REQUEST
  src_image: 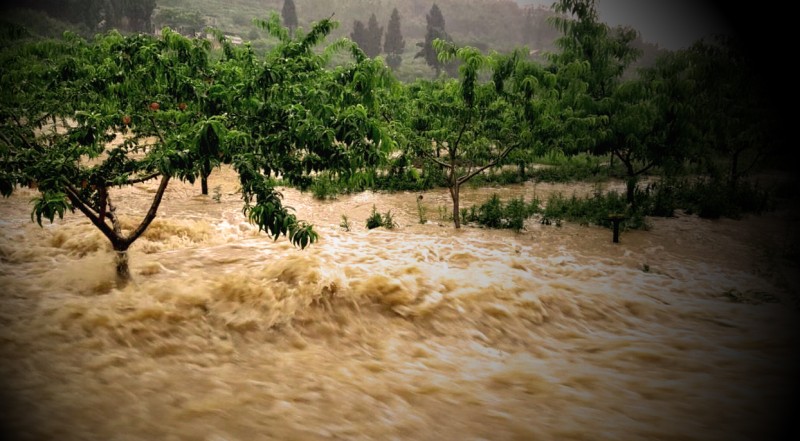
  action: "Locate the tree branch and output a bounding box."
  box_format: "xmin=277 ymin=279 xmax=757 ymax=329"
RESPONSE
xmin=424 ymin=153 xmax=453 ymax=170
xmin=121 ymin=174 xmax=171 ymax=247
xmin=110 ymin=171 xmax=162 ymax=186
xmin=64 ymin=184 xmax=119 ymax=244
xmin=633 ymin=161 xmax=656 ymax=176
xmin=457 ymin=143 xmax=517 ymax=184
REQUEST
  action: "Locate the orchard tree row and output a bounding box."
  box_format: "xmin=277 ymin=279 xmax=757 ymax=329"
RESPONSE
xmin=1 ymin=0 xmax=781 ymax=285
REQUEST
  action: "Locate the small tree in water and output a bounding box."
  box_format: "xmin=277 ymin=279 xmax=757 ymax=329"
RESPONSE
xmin=0 ymin=16 xmax=388 ymax=285
xmin=406 ymin=41 xmax=560 ymax=228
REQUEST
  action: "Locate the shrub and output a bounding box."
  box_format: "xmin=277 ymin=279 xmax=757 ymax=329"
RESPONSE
xmin=366 ymin=205 xmax=383 ymax=229
xmin=365 ymin=205 xmax=398 ymax=229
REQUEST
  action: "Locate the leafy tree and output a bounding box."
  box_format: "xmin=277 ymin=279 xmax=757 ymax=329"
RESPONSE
xmin=549 ymin=0 xmax=646 ymax=202
xmin=281 ymin=0 xmax=298 ymax=36
xmin=601 ymin=49 xmax=698 ymax=205
xmin=0 ymin=16 xmax=387 ymax=285
xmin=383 ymin=8 xmax=405 ymax=70
xmin=415 ymin=4 xmax=455 ymax=77
xmin=549 ymin=0 xmax=640 ymax=101
xmin=408 ymin=41 xmax=558 ymax=228
xmin=686 ymin=37 xmax=779 ymax=190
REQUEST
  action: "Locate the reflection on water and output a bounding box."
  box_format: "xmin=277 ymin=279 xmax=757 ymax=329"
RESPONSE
xmin=1 ymin=166 xmax=798 ymax=440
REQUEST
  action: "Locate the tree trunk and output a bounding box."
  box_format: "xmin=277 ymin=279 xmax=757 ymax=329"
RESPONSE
xmin=729 ymin=149 xmax=740 ymax=190
xmin=114 ymin=245 xmax=131 ymax=287
xmin=626 ymin=176 xmax=637 ymax=206
xmin=452 ymin=183 xmax=461 ymax=229
xmin=201 ymin=159 xmax=211 ymax=195
xmin=201 ymin=174 xmax=209 ymax=195
xmin=518 ymin=162 xmax=526 ymax=180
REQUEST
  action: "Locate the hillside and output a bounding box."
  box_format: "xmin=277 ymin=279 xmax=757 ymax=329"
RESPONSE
xmin=1 ymin=0 xmax=663 ymax=79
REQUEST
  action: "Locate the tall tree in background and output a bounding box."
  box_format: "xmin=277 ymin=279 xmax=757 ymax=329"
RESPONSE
xmin=415 ymin=4 xmax=452 ymax=77
xmin=281 ymin=0 xmax=297 ymax=36
xmin=363 ymin=13 xmax=383 ymax=58
xmin=349 ymin=19 xmax=367 ymax=53
xmin=383 ymin=8 xmax=405 ymax=70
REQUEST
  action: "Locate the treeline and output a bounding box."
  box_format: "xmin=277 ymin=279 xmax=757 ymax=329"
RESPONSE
xmin=0 ymin=0 xmax=156 ymax=34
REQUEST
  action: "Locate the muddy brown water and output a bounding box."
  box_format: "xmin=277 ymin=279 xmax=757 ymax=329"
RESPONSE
xmin=1 ymin=165 xmax=798 ymax=441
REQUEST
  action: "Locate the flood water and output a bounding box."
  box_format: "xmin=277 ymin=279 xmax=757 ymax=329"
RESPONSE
xmin=1 ymin=165 xmax=798 ymax=440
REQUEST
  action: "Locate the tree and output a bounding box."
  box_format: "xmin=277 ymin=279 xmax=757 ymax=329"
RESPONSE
xmin=685 ymin=37 xmax=779 ymax=191
xmin=281 ymin=0 xmax=298 ymax=36
xmin=383 ymin=8 xmax=405 ymax=70
xmin=363 ymin=13 xmax=383 ymax=58
xmin=408 ymin=41 xmax=558 ymax=228
xmin=349 ymin=19 xmax=367 ymax=53
xmin=350 ymin=14 xmax=382 ymax=59
xmin=415 ymin=4 xmax=453 ymax=77
xmin=549 ymin=0 xmax=640 ymax=101
xmin=549 ymin=0 xmax=646 ymax=202
xmin=0 ymin=16 xmax=387 ymax=285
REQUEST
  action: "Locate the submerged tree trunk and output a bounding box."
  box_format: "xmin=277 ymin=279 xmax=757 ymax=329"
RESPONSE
xmin=114 ymin=246 xmax=131 ymax=287
xmin=729 ymin=148 xmax=740 ymax=191
xmin=626 ymin=176 xmax=637 ymax=206
xmin=451 ymin=182 xmax=461 ymax=229
xmin=201 ymin=159 xmax=211 ymax=195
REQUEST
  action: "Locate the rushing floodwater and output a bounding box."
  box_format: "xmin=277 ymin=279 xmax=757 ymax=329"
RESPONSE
xmin=1 ymin=165 xmax=798 ymax=441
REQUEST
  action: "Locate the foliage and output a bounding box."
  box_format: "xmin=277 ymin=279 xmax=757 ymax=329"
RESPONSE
xmin=541 ymin=190 xmax=647 ymax=230
xmin=365 ymin=205 xmax=382 ymax=229
xmin=461 ymin=194 xmax=539 ymax=232
xmin=339 ymin=214 xmax=350 ymax=231
xmin=365 ymin=205 xmax=398 ymax=229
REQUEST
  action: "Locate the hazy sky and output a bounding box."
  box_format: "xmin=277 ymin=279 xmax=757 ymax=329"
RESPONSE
xmin=521 ymin=0 xmax=733 ymax=50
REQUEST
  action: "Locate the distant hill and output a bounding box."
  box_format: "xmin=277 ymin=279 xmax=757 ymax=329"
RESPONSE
xmin=1 ymin=0 xmax=664 ymax=79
